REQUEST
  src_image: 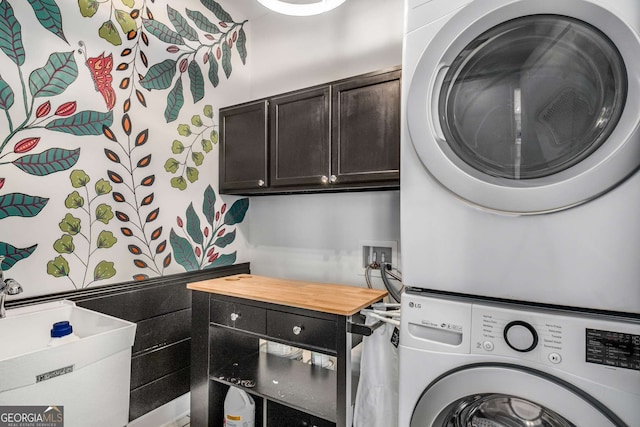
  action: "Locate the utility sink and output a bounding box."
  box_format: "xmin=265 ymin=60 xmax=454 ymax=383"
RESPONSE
xmin=0 ymin=300 xmax=136 ymax=427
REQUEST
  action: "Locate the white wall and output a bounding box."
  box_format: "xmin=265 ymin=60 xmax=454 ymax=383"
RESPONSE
xmin=243 ymin=0 xmax=404 ymax=288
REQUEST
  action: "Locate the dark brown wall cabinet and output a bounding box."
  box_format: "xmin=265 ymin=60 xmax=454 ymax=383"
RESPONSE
xmin=219 ymin=67 xmax=401 ymax=195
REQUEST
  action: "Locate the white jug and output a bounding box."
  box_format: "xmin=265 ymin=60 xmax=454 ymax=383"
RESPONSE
xmin=224 ymin=386 xmax=255 ymax=427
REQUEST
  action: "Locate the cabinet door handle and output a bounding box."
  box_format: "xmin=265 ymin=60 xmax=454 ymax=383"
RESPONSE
xmin=257 ymin=179 xmax=265 ymax=187
xmin=230 ymin=312 xmax=240 ymax=321
xmin=320 ymin=175 xmax=329 ymax=185
xmin=329 ymin=174 xmax=337 ymax=183
xmin=292 ymin=325 xmax=302 ymax=335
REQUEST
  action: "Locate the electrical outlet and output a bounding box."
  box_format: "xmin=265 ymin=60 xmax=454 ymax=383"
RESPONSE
xmin=359 ymin=240 xmax=397 ymax=276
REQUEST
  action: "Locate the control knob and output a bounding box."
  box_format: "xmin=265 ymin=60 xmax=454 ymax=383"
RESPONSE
xmin=504 ymin=320 xmax=538 ymax=352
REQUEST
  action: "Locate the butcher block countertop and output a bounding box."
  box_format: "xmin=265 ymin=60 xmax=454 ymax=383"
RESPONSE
xmin=187 ymin=274 xmax=388 ymax=315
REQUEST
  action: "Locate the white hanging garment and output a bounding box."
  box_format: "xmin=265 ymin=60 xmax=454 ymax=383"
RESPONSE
xmin=353 ymin=313 xmax=399 ymax=427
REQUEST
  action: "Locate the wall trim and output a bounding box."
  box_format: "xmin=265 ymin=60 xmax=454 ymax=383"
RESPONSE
xmin=6 ymin=262 xmax=250 ymax=309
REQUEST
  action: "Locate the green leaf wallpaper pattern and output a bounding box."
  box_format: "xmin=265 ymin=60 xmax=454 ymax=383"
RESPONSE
xmin=0 ymin=77 xmax=15 ymax=110
xmin=45 ymin=110 xmax=114 ymax=135
xmin=0 ymin=1 xmax=25 ymax=66
xmin=29 ymin=51 xmax=78 ymax=98
xmin=140 ymin=59 xmax=177 ymax=90
xmin=27 ymin=0 xmax=67 ymax=43
xmin=142 ymin=18 xmax=185 ymax=45
xmin=200 ymin=0 xmax=233 ymax=23
xmin=185 ymin=9 xmax=221 ymax=34
xmin=167 ymin=5 xmax=199 ymax=42
xmin=12 ymin=148 xmax=80 ymax=176
xmin=47 ymin=169 xmax=117 ymax=289
xmin=223 ymin=198 xmax=249 ymax=226
xmin=0 ymin=242 xmax=38 ymax=270
xmin=188 ymin=60 xmax=205 ymax=103
xmin=164 ymin=77 xmax=184 ymax=122
xmin=0 ymin=193 xmax=49 ymax=219
xmin=170 ymin=186 xmax=248 ymax=272
xmin=0 ymin=0 xmax=250 ymax=285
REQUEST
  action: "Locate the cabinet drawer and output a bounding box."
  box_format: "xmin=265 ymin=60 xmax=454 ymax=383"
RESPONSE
xmin=210 ymin=298 xmax=266 ymax=334
xmin=267 ymin=310 xmax=336 ymax=351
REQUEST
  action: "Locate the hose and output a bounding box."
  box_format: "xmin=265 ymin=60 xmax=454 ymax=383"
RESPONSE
xmin=381 ymin=262 xmax=404 ymax=303
xmin=364 ymin=262 xmax=404 ymax=303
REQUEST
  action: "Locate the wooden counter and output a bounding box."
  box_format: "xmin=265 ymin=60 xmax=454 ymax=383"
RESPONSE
xmin=187 ymin=274 xmax=387 ymax=316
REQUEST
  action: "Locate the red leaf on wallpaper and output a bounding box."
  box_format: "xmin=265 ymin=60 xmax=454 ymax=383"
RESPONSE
xmin=36 ymin=101 xmax=51 ymax=118
xmin=204 ymin=34 xmax=214 ymax=41
xmin=232 ymin=31 xmax=237 ymax=42
xmin=0 ymin=178 xmax=5 ymax=190
xmin=204 ymin=227 xmax=209 ymax=237
xmin=221 ymin=203 xmax=227 ymax=214
xmin=14 ymin=137 xmax=40 ymax=153
xmin=55 ymin=101 xmax=77 ymax=116
xmin=195 ymin=247 xmax=201 ymax=257
xmin=177 ymin=216 xmax=183 ymax=227
xmin=179 ymin=59 xmax=188 ymax=73
xmin=217 ymin=228 xmax=225 ymax=237
xmin=219 ymin=22 xmax=228 ymax=28
xmin=167 ymin=45 xmax=179 ymax=53
xmin=86 ymin=52 xmax=116 ymax=111
xmin=216 ymin=47 xmax=221 ymax=59
xmin=208 ymin=252 xmax=219 ymax=263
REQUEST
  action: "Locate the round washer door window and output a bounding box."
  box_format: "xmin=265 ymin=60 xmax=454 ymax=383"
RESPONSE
xmin=439 ymin=15 xmax=626 ymax=180
xmin=406 ymin=0 xmax=640 ymax=214
xmin=409 ymin=365 xmax=624 ymax=426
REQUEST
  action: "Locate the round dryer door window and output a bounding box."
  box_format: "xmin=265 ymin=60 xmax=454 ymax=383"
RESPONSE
xmin=406 ymin=0 xmax=640 ymax=213
xmin=439 ymin=16 xmax=625 ymax=181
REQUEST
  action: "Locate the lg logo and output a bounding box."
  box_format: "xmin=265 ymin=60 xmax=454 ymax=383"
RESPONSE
xmin=408 ymin=301 xmax=421 ymax=308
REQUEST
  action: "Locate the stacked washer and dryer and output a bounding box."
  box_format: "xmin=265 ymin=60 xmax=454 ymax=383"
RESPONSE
xmin=398 ymin=0 xmax=640 ymax=425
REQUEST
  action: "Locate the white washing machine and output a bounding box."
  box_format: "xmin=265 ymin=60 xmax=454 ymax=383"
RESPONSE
xmin=400 ymin=0 xmax=640 ymax=313
xmin=398 ymin=290 xmax=640 ymax=426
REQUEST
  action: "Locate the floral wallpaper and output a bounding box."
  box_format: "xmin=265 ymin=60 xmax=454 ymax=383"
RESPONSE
xmin=0 ymin=0 xmax=249 ymax=296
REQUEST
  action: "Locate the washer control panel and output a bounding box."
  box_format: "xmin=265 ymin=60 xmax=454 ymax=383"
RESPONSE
xmin=586 ymin=328 xmax=640 ymax=371
xmin=471 ymin=306 xmax=566 ymax=365
xmin=401 ymin=290 xmax=640 ymax=394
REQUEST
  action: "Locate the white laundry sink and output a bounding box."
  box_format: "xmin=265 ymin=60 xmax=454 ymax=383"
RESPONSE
xmin=0 ymin=300 xmax=136 ymax=427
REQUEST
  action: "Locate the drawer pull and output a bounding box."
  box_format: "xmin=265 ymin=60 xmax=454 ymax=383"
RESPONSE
xmin=230 ymin=312 xmax=240 ymax=321
xmin=292 ymin=325 xmax=302 ymax=335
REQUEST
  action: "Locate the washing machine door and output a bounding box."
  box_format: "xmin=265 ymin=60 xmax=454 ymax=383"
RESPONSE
xmin=406 ymin=0 xmax=640 ymax=214
xmin=411 ymin=364 xmax=626 ymax=426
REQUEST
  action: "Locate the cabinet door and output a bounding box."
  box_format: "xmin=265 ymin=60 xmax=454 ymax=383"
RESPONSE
xmin=219 ymin=100 xmax=268 ymax=193
xmin=331 ymin=69 xmax=401 ymax=186
xmin=270 ymin=86 xmax=331 ymax=188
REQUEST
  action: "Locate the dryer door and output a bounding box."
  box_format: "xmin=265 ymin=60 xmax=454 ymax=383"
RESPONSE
xmin=411 ymin=364 xmax=625 ymax=426
xmin=406 ymin=0 xmax=640 ymax=214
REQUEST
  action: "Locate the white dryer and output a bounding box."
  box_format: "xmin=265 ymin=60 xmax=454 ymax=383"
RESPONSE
xmin=400 ymin=0 xmax=640 ymax=313
xmin=398 ymin=290 xmax=640 ymax=427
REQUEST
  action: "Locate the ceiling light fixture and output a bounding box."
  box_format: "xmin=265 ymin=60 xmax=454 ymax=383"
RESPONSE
xmin=256 ymin=0 xmax=347 ymax=16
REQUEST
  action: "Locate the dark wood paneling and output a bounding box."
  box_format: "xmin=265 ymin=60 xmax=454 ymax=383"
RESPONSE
xmin=132 ymin=308 xmax=191 ymax=354
xmin=129 ymin=366 xmax=191 ymax=421
xmin=76 ymin=282 xmax=191 ymax=323
xmin=130 ymin=338 xmax=190 ymax=390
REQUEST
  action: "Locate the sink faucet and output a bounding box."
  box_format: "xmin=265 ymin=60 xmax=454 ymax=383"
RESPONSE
xmin=0 ymin=256 xmax=23 ymax=318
